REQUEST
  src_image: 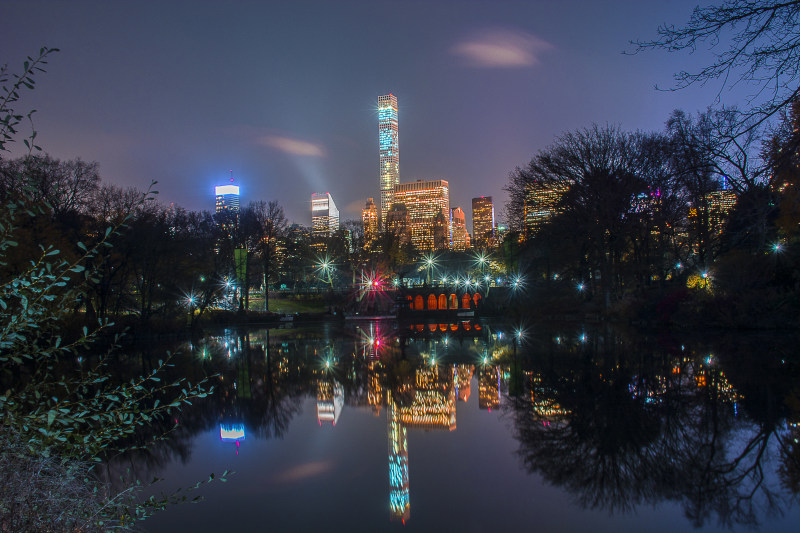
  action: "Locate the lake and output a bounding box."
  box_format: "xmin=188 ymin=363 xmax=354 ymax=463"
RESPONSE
xmin=122 ymin=319 xmax=800 ymax=532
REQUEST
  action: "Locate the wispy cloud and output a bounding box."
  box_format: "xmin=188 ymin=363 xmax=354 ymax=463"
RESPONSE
xmin=451 ymin=28 xmax=553 ymax=68
xmin=259 ymin=135 xmax=326 ymax=157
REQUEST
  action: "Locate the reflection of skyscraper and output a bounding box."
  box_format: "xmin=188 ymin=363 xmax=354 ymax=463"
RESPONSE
xmin=394 ymin=179 xmax=450 ymax=251
xmin=456 ymin=364 xmax=474 ymax=402
xmin=478 ymin=365 xmax=500 ymax=411
xmin=401 ymin=365 xmax=456 ymax=430
xmin=378 ymin=94 xmax=399 ymax=225
xmin=387 ymin=391 xmax=409 ymax=523
xmin=317 ymin=380 xmax=343 ymax=425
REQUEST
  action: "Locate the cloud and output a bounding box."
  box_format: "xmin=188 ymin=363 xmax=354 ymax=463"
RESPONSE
xmin=259 ymin=135 xmax=326 ymax=157
xmin=451 ymin=28 xmax=554 ymax=68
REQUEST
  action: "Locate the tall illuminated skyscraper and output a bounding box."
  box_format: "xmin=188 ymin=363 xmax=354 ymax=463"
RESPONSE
xmin=450 ymin=207 xmax=470 ymax=251
xmin=378 ymin=94 xmax=399 ymax=225
xmin=215 ymin=182 xmax=240 ymax=214
xmin=472 ymin=196 xmax=495 ymax=248
xmin=393 ymin=179 xmax=449 ymax=251
xmin=362 ymin=197 xmax=378 ymax=243
xmin=524 ymin=180 xmax=570 ymax=239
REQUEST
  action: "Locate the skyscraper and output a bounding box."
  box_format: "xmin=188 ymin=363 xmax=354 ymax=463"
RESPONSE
xmin=378 ymin=94 xmax=399 ymax=225
xmin=362 ymin=197 xmax=378 ymax=243
xmin=471 ymin=196 xmax=495 ymax=248
xmin=311 ymin=192 xmax=339 ymax=237
xmin=215 ymin=183 xmax=240 ymax=214
xmin=393 ymin=179 xmax=449 ymax=251
xmin=450 ymin=206 xmax=470 ymax=251
xmin=524 ymin=180 xmax=570 ymax=239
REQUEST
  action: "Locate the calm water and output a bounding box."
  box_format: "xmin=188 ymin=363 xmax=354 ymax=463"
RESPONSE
xmin=122 ymin=320 xmax=800 ymax=532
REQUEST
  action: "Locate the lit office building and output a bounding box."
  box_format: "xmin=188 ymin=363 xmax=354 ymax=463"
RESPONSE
xmin=433 ymin=209 xmax=449 ymax=251
xmin=215 ymin=183 xmax=240 ymax=214
xmin=450 ymin=206 xmax=470 ymax=251
xmin=311 ymin=192 xmax=339 ymax=237
xmin=472 ymin=196 xmax=495 ymax=248
xmin=393 ymin=179 xmax=449 ymax=251
xmin=385 ymin=203 xmax=412 ymax=245
xmin=362 ymin=197 xmax=379 ymax=243
xmin=687 ymin=189 xmax=737 ymax=240
xmin=378 ymin=94 xmax=399 ymax=225
xmin=706 ymin=189 xmax=737 ymax=236
xmin=524 ymin=180 xmax=570 ymax=239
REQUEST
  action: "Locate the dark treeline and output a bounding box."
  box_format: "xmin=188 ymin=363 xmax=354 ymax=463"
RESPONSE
xmin=504 ymin=105 xmax=800 ymax=327
xmin=0 ymin=154 xmax=401 ymax=327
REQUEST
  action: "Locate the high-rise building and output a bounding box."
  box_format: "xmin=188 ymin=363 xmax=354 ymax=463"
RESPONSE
xmin=215 ymin=183 xmax=240 ymax=214
xmin=311 ymin=192 xmax=339 ymax=237
xmin=393 ymin=179 xmax=449 ymax=251
xmin=450 ymin=207 xmax=470 ymax=251
xmin=378 ymin=94 xmax=399 ymax=225
xmin=433 ymin=209 xmax=449 ymax=251
xmin=385 ymin=203 xmax=411 ymax=245
xmin=524 ymin=180 xmax=570 ymax=239
xmin=362 ymin=197 xmax=379 ymax=243
xmin=471 ymin=196 xmax=495 ymax=248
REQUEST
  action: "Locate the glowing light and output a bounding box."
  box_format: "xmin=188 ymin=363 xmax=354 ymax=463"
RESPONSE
xmin=220 ymin=423 xmax=245 ymax=441
xmin=577 ymin=283 xmax=585 ymax=291
xmin=773 ymin=242 xmax=783 ymax=252
xmin=215 ymin=185 xmax=240 ymax=196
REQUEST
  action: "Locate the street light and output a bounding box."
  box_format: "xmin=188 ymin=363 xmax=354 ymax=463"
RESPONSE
xmin=422 ymin=253 xmax=437 ymax=284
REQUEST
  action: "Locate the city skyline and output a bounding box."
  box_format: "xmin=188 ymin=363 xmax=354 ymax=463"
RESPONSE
xmin=2 ymin=1 xmax=757 ymax=228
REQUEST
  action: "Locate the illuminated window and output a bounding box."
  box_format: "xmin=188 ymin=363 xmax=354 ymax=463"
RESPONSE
xmin=427 ymin=294 xmax=437 ymax=310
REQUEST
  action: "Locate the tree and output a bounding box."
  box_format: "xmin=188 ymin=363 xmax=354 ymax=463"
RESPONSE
xmin=0 ymin=49 xmax=220 ymax=530
xmin=634 ymin=1 xmax=800 ymax=134
xmin=506 ymin=125 xmax=676 ymax=308
xmin=242 ymin=200 xmax=287 ymax=311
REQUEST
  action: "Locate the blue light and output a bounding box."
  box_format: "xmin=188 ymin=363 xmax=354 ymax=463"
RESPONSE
xmin=220 ymin=423 xmax=245 ymax=441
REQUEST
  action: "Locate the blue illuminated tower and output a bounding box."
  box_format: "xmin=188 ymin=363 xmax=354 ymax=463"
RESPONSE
xmin=378 ymin=94 xmax=399 ymax=226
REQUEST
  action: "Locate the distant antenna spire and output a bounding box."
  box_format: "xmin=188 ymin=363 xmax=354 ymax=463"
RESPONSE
xmin=229 ymin=169 xmax=234 ymax=182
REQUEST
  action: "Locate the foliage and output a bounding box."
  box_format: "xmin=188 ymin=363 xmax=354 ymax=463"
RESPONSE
xmin=0 ymin=49 xmax=221 ymax=529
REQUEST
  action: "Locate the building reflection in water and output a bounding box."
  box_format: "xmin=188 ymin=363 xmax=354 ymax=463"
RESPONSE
xmin=478 ymin=364 xmax=500 ymax=411
xmin=162 ymin=321 xmax=799 ymax=530
xmin=317 ymin=380 xmax=344 ymax=426
xmin=456 ymin=364 xmax=473 ymax=402
xmin=387 ymin=390 xmax=410 ymax=522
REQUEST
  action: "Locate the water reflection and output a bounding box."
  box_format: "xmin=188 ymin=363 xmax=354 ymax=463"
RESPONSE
xmin=125 ymin=321 xmax=800 ymax=531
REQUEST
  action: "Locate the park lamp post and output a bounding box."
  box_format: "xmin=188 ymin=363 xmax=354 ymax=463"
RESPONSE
xmin=422 ymin=253 xmax=437 ymax=285
xmin=316 ymin=257 xmax=334 ymax=290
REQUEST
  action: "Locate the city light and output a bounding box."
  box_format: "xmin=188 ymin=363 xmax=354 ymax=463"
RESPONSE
xmin=773 ymin=242 xmax=783 ymax=253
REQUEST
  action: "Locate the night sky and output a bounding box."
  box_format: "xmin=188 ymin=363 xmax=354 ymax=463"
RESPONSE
xmin=1 ymin=0 xmax=749 ymax=229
